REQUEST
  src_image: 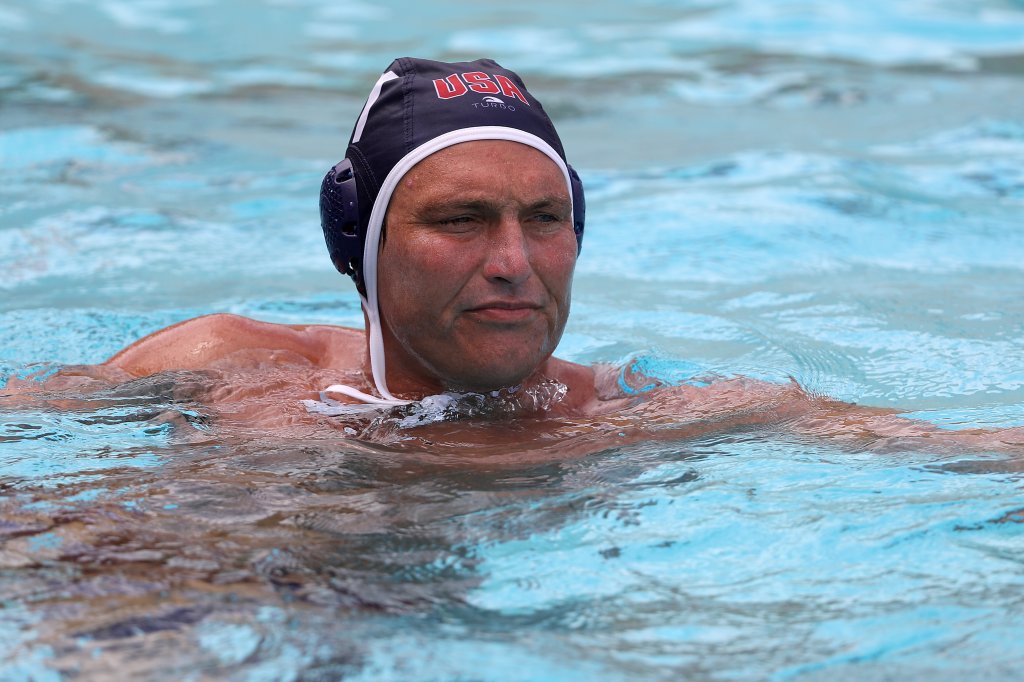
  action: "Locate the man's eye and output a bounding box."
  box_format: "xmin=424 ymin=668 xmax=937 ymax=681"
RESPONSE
xmin=435 ymin=216 xmax=477 ymax=230
xmin=530 ymin=213 xmax=567 ymax=229
xmin=438 ymin=215 xmax=474 ymax=225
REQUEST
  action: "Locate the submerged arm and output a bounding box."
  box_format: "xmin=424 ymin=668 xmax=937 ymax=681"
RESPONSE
xmin=1 ymin=363 xmax=133 ymax=409
xmin=631 ymin=376 xmax=1024 ymax=454
xmin=789 ymin=395 xmax=1024 ymax=453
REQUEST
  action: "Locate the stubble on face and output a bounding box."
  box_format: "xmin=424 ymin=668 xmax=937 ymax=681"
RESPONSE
xmin=374 ymin=140 xmax=578 ymax=395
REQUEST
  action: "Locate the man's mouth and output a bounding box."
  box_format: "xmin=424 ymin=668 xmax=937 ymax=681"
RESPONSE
xmin=464 ymin=300 xmax=542 ymax=323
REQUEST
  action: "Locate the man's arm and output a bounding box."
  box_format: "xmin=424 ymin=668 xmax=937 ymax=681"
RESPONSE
xmin=787 ymin=393 xmax=1024 ymax=454
xmin=631 ymin=376 xmax=1024 ymax=454
xmin=2 ymin=313 xmax=356 ymax=407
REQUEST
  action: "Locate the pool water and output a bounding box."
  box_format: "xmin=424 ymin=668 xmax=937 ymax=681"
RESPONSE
xmin=3 ymin=0 xmax=1024 ymax=679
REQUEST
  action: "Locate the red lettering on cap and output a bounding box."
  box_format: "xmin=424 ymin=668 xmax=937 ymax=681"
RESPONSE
xmin=433 ymin=74 xmax=468 ymax=99
xmin=463 ymin=71 xmax=500 ymax=95
xmin=495 ymin=75 xmax=529 ymax=105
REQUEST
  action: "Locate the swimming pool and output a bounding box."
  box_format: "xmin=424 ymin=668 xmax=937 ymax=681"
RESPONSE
xmin=3 ymin=0 xmax=1024 ymax=679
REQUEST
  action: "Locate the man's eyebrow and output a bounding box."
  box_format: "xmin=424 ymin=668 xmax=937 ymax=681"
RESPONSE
xmin=525 ymin=196 xmax=571 ymax=209
xmin=414 ymin=199 xmax=494 ymax=218
xmin=415 ymin=195 xmax=571 ymax=217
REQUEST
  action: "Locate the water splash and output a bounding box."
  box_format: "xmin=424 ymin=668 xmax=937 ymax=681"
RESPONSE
xmin=304 ymin=379 xmax=570 ymax=433
xmin=388 ymin=380 xmax=570 ymax=428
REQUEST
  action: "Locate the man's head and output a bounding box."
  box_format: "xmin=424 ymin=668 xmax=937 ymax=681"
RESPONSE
xmin=320 ymin=57 xmax=585 ymax=400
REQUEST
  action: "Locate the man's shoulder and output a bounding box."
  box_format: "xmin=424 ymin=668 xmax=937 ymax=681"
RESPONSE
xmin=541 ymin=356 xmax=602 ymax=408
xmin=105 ymin=313 xmax=363 ymax=377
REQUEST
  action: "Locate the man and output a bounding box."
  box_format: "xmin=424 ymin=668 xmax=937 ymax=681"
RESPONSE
xmin=100 ymin=58 xmax=599 ymax=419
xmin=7 ymin=58 xmax=1022 ymax=453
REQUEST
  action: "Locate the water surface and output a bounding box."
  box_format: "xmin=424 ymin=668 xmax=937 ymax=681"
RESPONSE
xmin=3 ymin=0 xmax=1024 ymax=679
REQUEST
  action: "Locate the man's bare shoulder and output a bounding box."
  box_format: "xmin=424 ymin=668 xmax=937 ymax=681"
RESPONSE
xmin=537 ymin=356 xmax=607 ymax=412
xmin=105 ymin=313 xmax=364 ymax=377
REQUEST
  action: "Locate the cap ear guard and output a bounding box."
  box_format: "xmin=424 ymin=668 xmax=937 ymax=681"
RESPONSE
xmin=319 ymin=158 xmax=366 ymax=294
xmin=568 ymin=163 xmax=585 ymax=253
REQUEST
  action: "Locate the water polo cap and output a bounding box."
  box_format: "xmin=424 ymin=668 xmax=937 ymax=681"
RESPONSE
xmin=319 ymin=57 xmax=586 ymax=405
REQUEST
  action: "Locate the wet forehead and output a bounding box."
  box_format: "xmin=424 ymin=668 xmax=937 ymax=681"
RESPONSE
xmin=395 ymin=140 xmax=568 ymax=205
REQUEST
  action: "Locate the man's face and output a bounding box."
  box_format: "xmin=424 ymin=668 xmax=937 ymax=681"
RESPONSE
xmin=376 ymin=140 xmax=577 ymax=393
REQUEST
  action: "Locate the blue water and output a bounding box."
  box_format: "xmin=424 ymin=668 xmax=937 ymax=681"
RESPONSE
xmin=3 ymin=0 xmax=1024 ymax=679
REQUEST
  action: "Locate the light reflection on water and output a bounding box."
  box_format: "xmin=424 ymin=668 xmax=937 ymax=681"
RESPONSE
xmin=3 ymin=0 xmax=1024 ymax=679
xmin=2 ymin=405 xmax=1023 ymax=679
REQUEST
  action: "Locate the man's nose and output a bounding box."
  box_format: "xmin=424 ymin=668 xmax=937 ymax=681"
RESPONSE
xmin=481 ymin=215 xmax=532 ymax=285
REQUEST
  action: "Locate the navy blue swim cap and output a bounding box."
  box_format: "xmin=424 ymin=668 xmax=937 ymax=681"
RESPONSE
xmin=320 ymin=57 xmax=585 ymax=296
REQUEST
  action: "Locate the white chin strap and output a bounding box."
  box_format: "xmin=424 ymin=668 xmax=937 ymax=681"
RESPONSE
xmin=323 ymin=126 xmax=573 ymax=407
xmin=322 ymin=297 xmax=407 ymax=405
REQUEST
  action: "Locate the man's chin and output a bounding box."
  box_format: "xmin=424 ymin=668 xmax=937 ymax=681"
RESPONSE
xmin=442 ymin=373 xmax=534 ymax=394
xmin=410 ymin=327 xmax=562 ymax=393
xmin=438 ymin=358 xmax=550 ymax=394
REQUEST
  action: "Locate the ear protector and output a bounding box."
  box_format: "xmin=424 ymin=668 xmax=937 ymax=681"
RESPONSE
xmin=319 ymin=158 xmax=363 ymax=291
xmin=320 ymin=156 xmax=585 ymax=296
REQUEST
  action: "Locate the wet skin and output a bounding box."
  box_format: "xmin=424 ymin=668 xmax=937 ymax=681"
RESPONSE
xmin=3 ymin=141 xmax=1024 ymax=456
